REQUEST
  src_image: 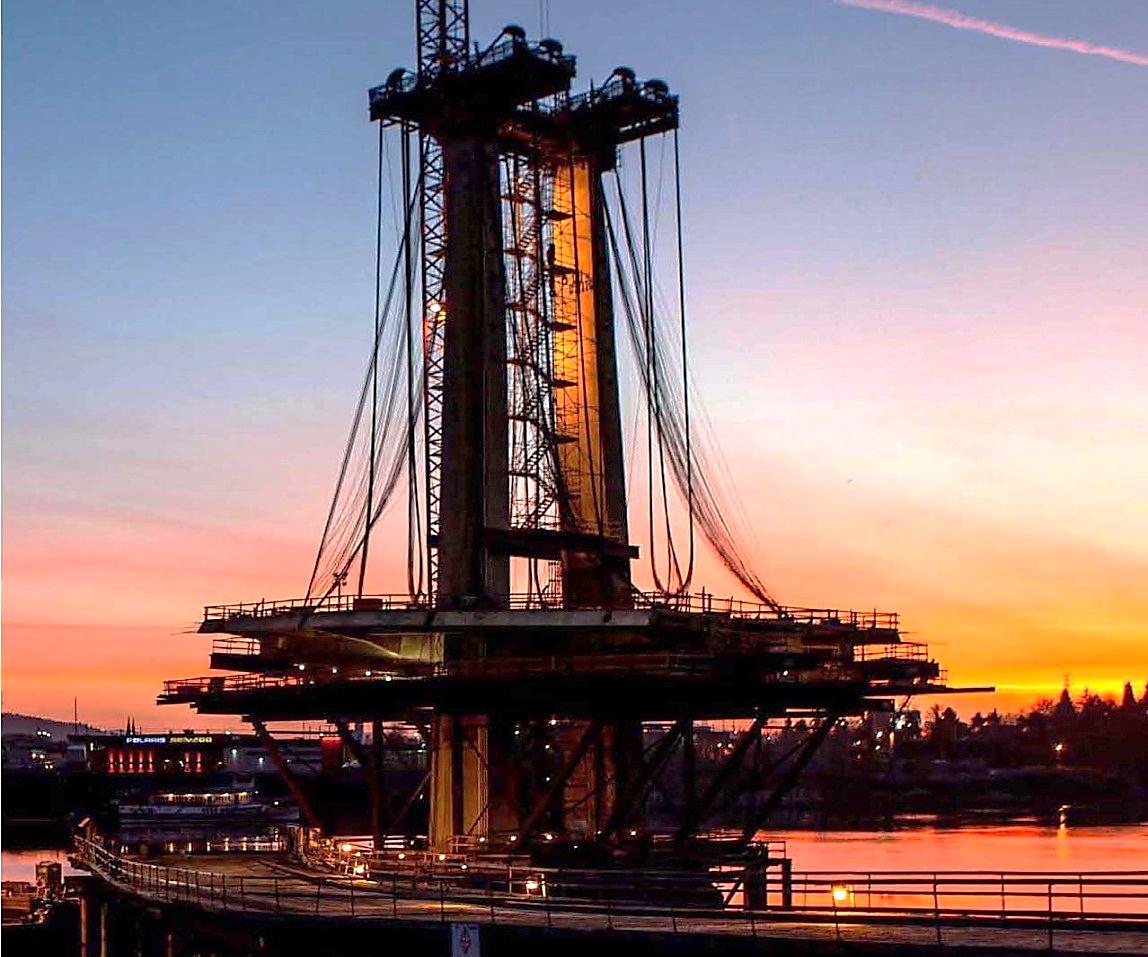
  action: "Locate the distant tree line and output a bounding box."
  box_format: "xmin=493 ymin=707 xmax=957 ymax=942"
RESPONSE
xmin=726 ymin=681 xmax=1148 ymax=826
xmin=916 ymin=682 xmax=1148 ymax=784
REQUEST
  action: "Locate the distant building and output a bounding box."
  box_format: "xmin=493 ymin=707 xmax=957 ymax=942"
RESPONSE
xmin=70 ymin=732 xmax=242 ymax=776
xmin=2 ymin=729 xmax=66 ymax=770
xmin=67 ymin=730 xmax=425 ymax=779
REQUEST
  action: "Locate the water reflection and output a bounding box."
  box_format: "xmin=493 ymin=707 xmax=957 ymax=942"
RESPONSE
xmin=1 ymin=847 xmax=79 ymax=883
xmin=772 ymin=823 xmax=1145 ymax=874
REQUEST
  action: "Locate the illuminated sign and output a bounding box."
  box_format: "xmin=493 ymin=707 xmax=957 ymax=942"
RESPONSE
xmin=124 ymin=735 xmax=216 ymax=746
xmin=126 ymin=736 xmax=168 ymax=745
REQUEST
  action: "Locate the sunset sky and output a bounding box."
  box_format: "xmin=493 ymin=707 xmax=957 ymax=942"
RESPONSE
xmin=4 ymin=0 xmax=1146 ymax=729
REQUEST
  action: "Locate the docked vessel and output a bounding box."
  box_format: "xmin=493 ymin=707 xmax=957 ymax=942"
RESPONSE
xmin=116 ymin=780 xmax=296 ymax=834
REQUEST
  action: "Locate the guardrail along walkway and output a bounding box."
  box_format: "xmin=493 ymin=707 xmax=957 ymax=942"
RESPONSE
xmin=73 ymin=840 xmax=1148 ymax=954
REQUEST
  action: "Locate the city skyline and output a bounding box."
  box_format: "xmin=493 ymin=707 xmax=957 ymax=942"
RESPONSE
xmin=4 ymin=0 xmax=1147 ymax=727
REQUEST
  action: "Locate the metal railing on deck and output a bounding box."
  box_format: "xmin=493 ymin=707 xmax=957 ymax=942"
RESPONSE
xmin=211 ymin=636 xmax=260 ymax=658
xmin=853 ymin=642 xmax=928 ymax=663
xmin=201 ymin=591 xmax=899 ymax=633
xmin=159 ymin=653 xmax=717 ymax=702
xmin=160 ymin=673 xmax=302 ymax=700
xmin=163 ymin=648 xmax=959 ymax=704
xmin=633 ymin=593 xmax=899 ymax=632
xmin=203 ymin=594 xmax=427 ymax=621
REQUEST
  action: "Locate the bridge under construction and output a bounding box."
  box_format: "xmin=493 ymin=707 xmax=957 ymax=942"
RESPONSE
xmin=160 ymin=0 xmax=981 ymax=866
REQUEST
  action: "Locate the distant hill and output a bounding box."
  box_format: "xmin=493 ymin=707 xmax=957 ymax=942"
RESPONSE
xmin=1 ymin=712 xmax=104 ymax=740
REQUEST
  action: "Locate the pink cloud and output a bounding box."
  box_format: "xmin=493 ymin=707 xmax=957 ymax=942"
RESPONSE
xmin=833 ymin=0 xmax=1148 ymax=67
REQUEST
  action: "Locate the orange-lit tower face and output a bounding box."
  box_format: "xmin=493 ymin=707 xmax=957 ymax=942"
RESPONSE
xmin=548 ymin=156 xmax=630 ymax=607
xmin=551 ymin=158 xmax=606 ymax=538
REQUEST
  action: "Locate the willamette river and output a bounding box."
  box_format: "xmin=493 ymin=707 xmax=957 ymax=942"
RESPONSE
xmin=2 ymin=846 xmax=81 ymax=883
xmin=775 ymin=823 xmax=1146 ymax=874
xmin=4 ymin=824 xmax=1144 ymax=883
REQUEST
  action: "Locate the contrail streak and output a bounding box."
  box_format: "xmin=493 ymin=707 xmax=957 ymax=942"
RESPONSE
xmin=833 ymin=0 xmax=1148 ymax=67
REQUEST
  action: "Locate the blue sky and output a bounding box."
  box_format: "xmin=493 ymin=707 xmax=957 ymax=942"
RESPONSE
xmin=3 ymin=0 xmax=1146 ymax=724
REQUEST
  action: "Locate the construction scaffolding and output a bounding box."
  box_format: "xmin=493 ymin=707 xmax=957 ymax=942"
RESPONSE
xmin=162 ymin=0 xmax=982 ymax=868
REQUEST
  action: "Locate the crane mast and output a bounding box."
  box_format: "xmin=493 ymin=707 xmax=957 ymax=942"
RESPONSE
xmin=417 ymin=0 xmax=469 ymax=600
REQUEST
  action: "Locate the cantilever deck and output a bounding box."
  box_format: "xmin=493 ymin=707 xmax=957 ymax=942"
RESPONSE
xmin=160 ymin=665 xmax=961 ymax=722
xmin=163 ymin=591 xmax=976 ymax=723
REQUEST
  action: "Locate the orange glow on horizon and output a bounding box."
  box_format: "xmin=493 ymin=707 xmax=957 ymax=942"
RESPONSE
xmin=3 ymin=53 xmax=1145 ymax=731
xmin=3 ymin=490 xmax=1143 ymax=729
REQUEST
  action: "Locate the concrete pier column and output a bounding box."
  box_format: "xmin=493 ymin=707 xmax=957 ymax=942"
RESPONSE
xmin=371 ymin=719 xmax=387 ymax=847
xmin=99 ymin=900 xmax=109 ymax=957
xmin=588 ymin=165 xmax=632 ymax=607
xmin=437 ymin=136 xmax=509 ymax=607
xmin=744 ymin=864 xmax=767 ymax=911
xmin=79 ymin=890 xmax=93 ymax=957
xmin=428 ymin=713 xmax=489 ymax=850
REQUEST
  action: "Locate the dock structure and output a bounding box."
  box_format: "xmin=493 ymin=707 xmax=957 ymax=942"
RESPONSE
xmin=159 ymin=0 xmax=983 ymax=868
xmin=69 ymin=838 xmax=1148 ymax=957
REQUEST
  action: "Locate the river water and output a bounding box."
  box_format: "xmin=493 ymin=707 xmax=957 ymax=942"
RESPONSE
xmin=5 ymin=824 xmax=1144 ymax=881
xmin=776 ymin=822 xmax=1146 ymax=874
xmin=1 ymin=846 xmax=81 ymax=883
xmin=758 ymin=823 xmax=1147 ymax=917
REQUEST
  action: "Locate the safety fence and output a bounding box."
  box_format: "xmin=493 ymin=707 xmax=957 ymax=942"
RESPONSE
xmin=853 ymin=641 xmax=930 ymax=663
xmin=200 ymin=591 xmax=899 ymax=631
xmin=206 ymin=640 xmax=722 ymax=675
xmin=162 ymin=642 xmax=934 ymax=702
xmin=162 ymin=653 xmax=733 ymax=702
